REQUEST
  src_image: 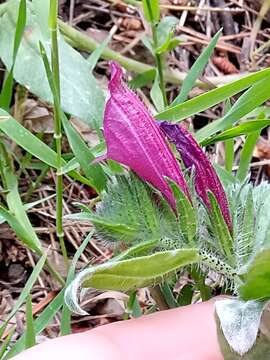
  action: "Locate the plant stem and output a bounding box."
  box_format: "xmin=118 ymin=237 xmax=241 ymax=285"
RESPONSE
xmin=191 ymin=268 xmax=211 ymax=301
xmin=150 ymin=285 xmax=170 ymax=310
xmin=144 ymin=0 xmax=167 ymax=106
xmin=49 ymin=0 xmax=68 ymax=270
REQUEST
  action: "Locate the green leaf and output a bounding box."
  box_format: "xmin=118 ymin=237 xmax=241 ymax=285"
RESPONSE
xmin=88 ymin=31 xmax=113 ymax=72
xmin=0 ymin=0 xmax=26 ymax=109
xmin=4 ymin=289 xmax=64 ymax=359
xmin=115 ymin=240 xmax=157 ymax=260
xmin=224 ymin=94 xmax=234 ymax=173
xmin=155 ymin=32 xmax=175 ymax=54
xmin=142 ymin=0 xmax=160 ymax=23
xmin=126 ymin=291 xmax=142 ymax=318
xmin=60 ymin=230 xmax=95 ymax=336
xmin=150 ymin=70 xmax=164 ymax=112
xmin=213 ymin=164 xmax=237 ymax=187
xmin=0 ymin=150 xmax=42 ymax=252
xmin=177 ymin=284 xmax=194 ymax=306
xmin=160 ymin=282 xmax=178 ymax=308
xmin=155 ymin=16 xmax=179 ymax=54
xmin=0 ymin=328 xmax=15 ymax=359
xmin=65 ymin=248 xmax=199 ymax=315
xmin=235 ymin=189 xmax=254 ymax=267
xmin=172 ymin=29 xmax=222 ymax=106
xmin=196 ymin=76 xmax=270 ymax=143
xmin=0 ymin=111 xmax=93 ymax=186
xmin=240 ymin=249 xmax=270 ymax=300
xmin=59 ymin=157 xmax=79 ymax=175
xmin=25 ymin=296 xmax=36 ymax=349
xmin=237 ymin=131 xmax=260 ymax=182
xmin=62 ymin=114 xmax=106 ymax=193
xmin=168 ymin=179 xmax=196 ymax=246
xmin=155 ymin=67 xmax=270 ymax=122
xmin=67 ymin=212 xmax=137 ymax=240
xmin=0 ymin=206 xmax=40 ymax=252
xmin=129 ymin=69 xmax=156 ymax=89
xmin=208 ymin=192 xmax=234 ymax=265
xmin=80 ymin=174 xmax=162 ymax=245
xmin=201 ymin=120 xmax=270 ymax=146
xmin=0 ymin=1 xmax=105 ymax=127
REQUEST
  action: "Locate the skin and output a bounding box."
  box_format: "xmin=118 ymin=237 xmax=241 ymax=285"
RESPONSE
xmin=13 ymin=298 xmax=224 ymax=360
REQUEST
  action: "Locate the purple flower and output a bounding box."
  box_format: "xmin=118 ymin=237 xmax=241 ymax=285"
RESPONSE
xmin=102 ymin=62 xmax=189 ymax=209
xmin=159 ymin=122 xmax=232 ymax=229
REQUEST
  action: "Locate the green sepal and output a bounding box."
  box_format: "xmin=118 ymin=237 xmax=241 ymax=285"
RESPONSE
xmin=208 ymin=191 xmax=234 ymax=266
xmin=167 ymin=178 xmax=197 ymax=246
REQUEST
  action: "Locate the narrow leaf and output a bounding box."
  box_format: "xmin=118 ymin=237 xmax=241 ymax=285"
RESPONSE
xmin=65 ymin=249 xmax=199 ymax=315
xmin=25 ymin=296 xmax=36 ymax=349
xmin=201 ymin=120 xmax=270 ymax=146
xmin=172 ymin=29 xmax=222 ymax=106
xmin=167 ymin=179 xmax=196 ymax=246
xmin=0 ymin=111 xmax=93 ymax=186
xmin=156 ymin=67 xmax=270 ymax=122
xmin=150 ymin=70 xmax=164 ymax=112
xmin=240 ymin=249 xmax=270 ymax=300
xmin=62 ymin=114 xmax=107 ymax=193
xmin=4 ymin=289 xmax=64 ymax=359
xmin=142 ymin=0 xmax=160 ymax=22
xmin=61 ymin=231 xmax=94 ymax=336
xmin=196 ymin=75 xmax=270 ymax=143
xmin=237 ymin=131 xmax=260 ymax=182
xmin=0 ymin=0 xmax=26 ymax=109
xmin=208 ymin=191 xmax=234 ymax=265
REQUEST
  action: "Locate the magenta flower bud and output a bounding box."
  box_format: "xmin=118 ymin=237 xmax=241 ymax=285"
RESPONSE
xmin=102 ymin=62 xmax=189 ymax=209
xmin=159 ymin=122 xmax=232 ymax=229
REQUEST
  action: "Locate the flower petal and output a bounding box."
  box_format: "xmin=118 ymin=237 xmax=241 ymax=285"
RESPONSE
xmin=103 ymin=62 xmax=189 ymax=209
xmin=159 ymin=121 xmax=232 ymax=229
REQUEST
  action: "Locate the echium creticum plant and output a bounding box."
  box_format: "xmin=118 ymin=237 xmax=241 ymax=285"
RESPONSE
xmin=65 ymin=62 xmax=270 ymax=358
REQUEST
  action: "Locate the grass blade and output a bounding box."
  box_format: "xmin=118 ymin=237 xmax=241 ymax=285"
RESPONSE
xmin=172 ymin=29 xmax=222 ymax=106
xmin=62 ymin=114 xmax=106 ymax=193
xmin=0 ymin=111 xmax=93 ymax=186
xmin=0 ymin=0 xmax=26 ymax=109
xmin=196 ymin=76 xmax=270 ymax=143
xmin=237 ymin=131 xmax=260 ymax=182
xmin=60 ymin=230 xmax=94 ymax=335
xmin=4 ymin=290 xmax=64 ymax=359
xmin=150 ymin=70 xmax=164 ymax=112
xmin=0 ymin=328 xmax=15 ymax=359
xmin=25 ymin=296 xmax=36 ymax=349
xmin=156 ymin=67 xmax=270 ymax=122
xmin=0 ymin=206 xmax=40 ymax=253
xmin=88 ymin=30 xmax=114 ymax=72
xmin=201 ymin=120 xmax=270 ymax=146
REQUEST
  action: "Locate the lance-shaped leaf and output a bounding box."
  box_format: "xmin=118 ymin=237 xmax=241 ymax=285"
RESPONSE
xmin=159 ymin=122 xmax=232 ymax=229
xmin=102 ymin=62 xmax=189 ymax=209
xmin=65 ymin=248 xmax=198 ymax=315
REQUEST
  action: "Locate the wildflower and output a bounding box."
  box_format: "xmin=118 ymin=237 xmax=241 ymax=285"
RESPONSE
xmin=102 ymin=62 xmax=189 ymax=209
xmin=159 ymin=122 xmax=232 ymax=229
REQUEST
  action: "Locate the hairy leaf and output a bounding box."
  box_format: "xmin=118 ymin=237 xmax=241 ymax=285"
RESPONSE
xmin=65 ymin=248 xmax=199 ymax=315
